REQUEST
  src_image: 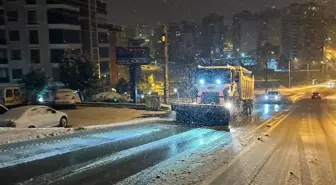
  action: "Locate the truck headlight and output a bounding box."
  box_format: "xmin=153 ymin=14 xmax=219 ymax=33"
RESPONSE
xmin=216 ymin=79 xmax=221 ymax=84
xmin=275 ymin=96 xmax=279 ymax=100
xmin=200 ymin=79 xmax=205 ymax=84
xmin=224 ymin=102 xmax=232 ymax=109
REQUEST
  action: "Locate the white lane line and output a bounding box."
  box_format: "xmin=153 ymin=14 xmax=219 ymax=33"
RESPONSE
xmin=0 ymin=126 xmax=167 ymax=168
xmin=34 ymin=128 xmax=217 ymax=184
xmin=200 ymin=109 xmax=294 ymax=185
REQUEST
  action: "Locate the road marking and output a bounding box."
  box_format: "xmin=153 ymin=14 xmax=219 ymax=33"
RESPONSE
xmin=255 ymin=111 xmax=286 ymax=130
xmin=266 ymin=110 xmax=294 ymax=133
xmin=200 ymin=109 xmax=294 ymax=185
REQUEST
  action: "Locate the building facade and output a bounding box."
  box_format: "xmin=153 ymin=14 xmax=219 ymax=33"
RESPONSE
xmin=0 ymin=0 xmax=111 ymax=83
xmin=152 ymin=21 xmax=200 ymax=65
xmin=200 ymin=13 xmax=226 ymax=60
xmin=232 ymin=11 xmax=258 ymax=57
xmin=281 ymin=3 xmax=325 ymax=68
xmin=257 ymin=9 xmax=282 ymax=55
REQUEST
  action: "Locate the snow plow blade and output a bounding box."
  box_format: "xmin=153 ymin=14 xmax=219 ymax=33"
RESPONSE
xmin=171 ymin=103 xmax=230 ymax=126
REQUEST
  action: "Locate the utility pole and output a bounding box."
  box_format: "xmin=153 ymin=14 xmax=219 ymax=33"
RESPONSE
xmin=288 ymin=61 xmax=291 ymax=88
xmin=265 ymin=58 xmax=268 ymax=92
xmin=307 ymin=64 xmax=310 ymax=85
xmin=163 ymin=24 xmax=169 ymax=104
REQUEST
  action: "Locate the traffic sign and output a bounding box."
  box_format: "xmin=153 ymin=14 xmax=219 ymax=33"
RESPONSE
xmin=116 ymin=47 xmax=150 ymax=65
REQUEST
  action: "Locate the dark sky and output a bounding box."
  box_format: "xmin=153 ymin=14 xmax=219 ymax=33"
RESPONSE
xmin=107 ymin=0 xmax=308 ymax=26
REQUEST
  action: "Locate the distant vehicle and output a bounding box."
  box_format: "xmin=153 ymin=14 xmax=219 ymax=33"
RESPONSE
xmin=0 ymin=104 xmax=8 ymax=114
xmin=311 ymin=92 xmax=321 ymax=100
xmin=38 ymin=88 xmax=76 ymax=108
xmin=328 ymin=81 xmax=335 ymax=88
xmin=0 ymin=105 xmax=68 ymax=128
xmin=264 ymin=91 xmax=281 ymax=103
xmin=0 ymin=85 xmax=25 ymax=107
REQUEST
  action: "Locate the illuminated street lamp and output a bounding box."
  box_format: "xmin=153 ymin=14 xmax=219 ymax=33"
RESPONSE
xmin=241 ymin=53 xmax=246 ymax=57
xmin=174 ymin=88 xmax=180 ymax=102
xmin=162 ymin=35 xmax=166 ymax=42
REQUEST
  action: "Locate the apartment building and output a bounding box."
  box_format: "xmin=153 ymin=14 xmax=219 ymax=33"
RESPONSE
xmin=282 ymin=3 xmax=325 ymax=68
xmin=0 ymin=0 xmax=111 ymax=83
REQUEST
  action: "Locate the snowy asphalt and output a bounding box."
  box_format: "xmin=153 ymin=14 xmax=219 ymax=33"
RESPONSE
xmin=0 ymin=87 xmax=335 ymax=185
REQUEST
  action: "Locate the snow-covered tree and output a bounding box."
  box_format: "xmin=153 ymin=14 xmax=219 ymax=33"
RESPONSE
xmin=20 ymin=69 xmax=48 ymax=104
xmin=59 ymin=54 xmax=99 ymax=100
xmin=116 ymin=78 xmax=129 ymax=94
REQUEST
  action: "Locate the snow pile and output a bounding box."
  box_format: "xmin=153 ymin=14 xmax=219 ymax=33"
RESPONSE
xmin=0 ymin=127 xmax=86 ymax=145
xmin=63 ymin=107 xmax=168 ymax=127
xmin=0 ymin=116 xmax=170 ymax=145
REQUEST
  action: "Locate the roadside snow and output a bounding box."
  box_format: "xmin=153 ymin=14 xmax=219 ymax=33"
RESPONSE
xmin=0 ymin=127 xmax=84 ymax=145
xmin=63 ymin=107 xmax=169 ymax=127
xmin=0 ymin=113 xmax=172 ymax=145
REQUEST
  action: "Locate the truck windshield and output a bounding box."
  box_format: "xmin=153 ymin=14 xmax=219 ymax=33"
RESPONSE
xmin=195 ymin=68 xmax=231 ymax=84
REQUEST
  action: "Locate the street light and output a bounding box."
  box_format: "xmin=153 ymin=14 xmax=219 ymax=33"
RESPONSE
xmin=241 ymin=53 xmax=245 ymax=57
xmin=174 ymin=88 xmax=180 ymax=103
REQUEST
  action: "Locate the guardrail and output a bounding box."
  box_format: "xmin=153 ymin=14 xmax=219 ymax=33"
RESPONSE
xmin=77 ymin=102 xmax=146 ymax=109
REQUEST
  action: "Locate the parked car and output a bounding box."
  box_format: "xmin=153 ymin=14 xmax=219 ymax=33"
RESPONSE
xmin=38 ymin=88 xmax=76 ymax=108
xmin=0 ymin=105 xmax=68 ymax=128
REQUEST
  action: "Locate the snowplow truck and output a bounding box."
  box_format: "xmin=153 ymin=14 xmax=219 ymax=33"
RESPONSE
xmin=172 ymin=65 xmax=254 ymax=126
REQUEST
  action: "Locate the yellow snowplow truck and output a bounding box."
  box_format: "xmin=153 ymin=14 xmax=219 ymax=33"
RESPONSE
xmin=171 ymin=65 xmax=254 ymax=126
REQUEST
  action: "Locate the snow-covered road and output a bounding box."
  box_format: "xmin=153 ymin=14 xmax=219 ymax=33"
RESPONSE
xmin=0 ymin=102 xmax=291 ymax=185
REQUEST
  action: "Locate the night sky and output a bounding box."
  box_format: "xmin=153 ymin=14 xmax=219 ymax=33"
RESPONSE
xmin=107 ymin=0 xmax=310 ymax=26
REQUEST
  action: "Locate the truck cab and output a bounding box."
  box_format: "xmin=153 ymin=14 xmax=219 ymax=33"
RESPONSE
xmin=193 ymin=66 xmax=254 ymax=107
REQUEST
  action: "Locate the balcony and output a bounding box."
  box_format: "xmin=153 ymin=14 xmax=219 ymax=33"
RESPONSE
xmin=0 ymin=58 xmax=8 ymax=64
xmin=47 ymin=0 xmax=78 ymax=7
xmin=0 ymin=39 xmax=5 ymax=45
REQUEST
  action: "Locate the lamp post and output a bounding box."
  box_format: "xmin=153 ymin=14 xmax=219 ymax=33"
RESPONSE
xmin=163 ymin=24 xmax=169 ymax=104
xmin=288 ymin=60 xmax=291 ymax=88
xmin=174 ymin=88 xmax=180 ymax=103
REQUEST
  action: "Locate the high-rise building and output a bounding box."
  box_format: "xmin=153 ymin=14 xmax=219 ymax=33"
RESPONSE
xmin=201 ymin=14 xmax=226 ymax=59
xmin=281 ymin=3 xmax=325 ymax=68
xmin=326 ymin=16 xmax=336 ymax=43
xmin=176 ymin=21 xmax=200 ymax=63
xmin=0 ymin=0 xmax=84 ymax=82
xmin=136 ymin=23 xmax=151 ymax=38
xmin=151 ymin=25 xmax=165 ymax=62
xmin=257 ymin=9 xmax=282 ymax=55
xmin=0 ymin=0 xmax=111 ymax=83
xmin=232 ymin=11 xmax=258 ymax=56
xmin=152 ymin=21 xmax=200 ymax=65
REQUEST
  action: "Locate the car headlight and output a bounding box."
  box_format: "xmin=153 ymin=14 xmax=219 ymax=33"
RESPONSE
xmin=38 ymin=97 xmax=44 ymax=103
xmin=275 ymin=96 xmax=279 ymax=100
xmin=224 ymin=102 xmax=232 ymax=109
xmin=216 ymin=79 xmax=221 ymax=84
xmin=199 ymin=79 xmax=205 ymax=84
xmin=265 ymin=95 xmax=268 ymax=100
